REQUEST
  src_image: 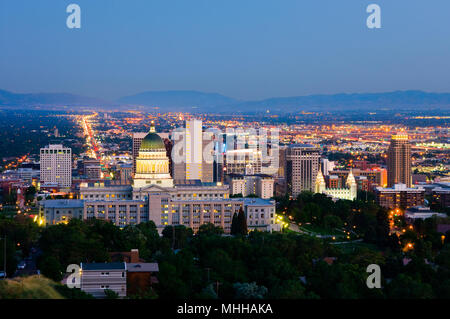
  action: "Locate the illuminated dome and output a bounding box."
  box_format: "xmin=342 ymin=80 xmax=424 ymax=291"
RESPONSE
xmin=140 ymin=122 xmax=165 ymax=151
xmin=133 ymin=121 xmax=173 ymax=189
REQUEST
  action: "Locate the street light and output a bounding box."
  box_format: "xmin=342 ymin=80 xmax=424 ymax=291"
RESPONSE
xmin=1 ymin=235 xmax=6 ymax=278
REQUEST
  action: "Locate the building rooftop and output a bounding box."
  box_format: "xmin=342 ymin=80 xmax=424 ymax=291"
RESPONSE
xmin=41 ymin=199 xmax=84 ymax=208
xmin=288 ymin=143 xmax=316 ymax=148
xmin=173 ymin=180 xmax=226 ymax=188
xmin=127 ymin=263 xmax=159 ymax=272
xmin=243 ymin=198 xmax=275 ymax=206
xmin=81 ymin=262 xmax=126 ymax=271
xmin=375 ymin=184 xmax=425 ymax=192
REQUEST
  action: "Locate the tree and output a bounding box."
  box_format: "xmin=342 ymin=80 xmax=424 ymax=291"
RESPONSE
xmin=38 ymin=255 xmax=63 ymax=282
xmin=104 ymin=289 xmax=119 ymax=299
xmin=162 ymin=225 xmax=193 ymax=250
xmin=230 ymin=213 xmax=239 ymax=236
xmin=270 ymin=280 xmax=308 ymax=299
xmin=233 ymin=282 xmax=267 ymax=299
xmin=197 ymin=223 xmax=224 ymax=236
xmin=25 ymin=186 xmax=37 ymax=203
xmin=323 ymin=215 xmax=343 ymax=230
xmin=237 ymin=208 xmax=247 ymax=236
xmin=387 ymin=274 xmax=434 ymax=299
xmin=0 ymin=237 xmax=17 ymax=277
xmin=375 ymin=208 xmax=390 ymax=246
xmin=195 ymin=284 xmax=218 ymax=299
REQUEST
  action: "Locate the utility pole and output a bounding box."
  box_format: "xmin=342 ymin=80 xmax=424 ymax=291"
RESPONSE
xmin=172 ymin=226 xmax=175 ymax=250
xmin=2 ymin=235 xmax=6 ymax=278
xmin=215 ymin=280 xmax=221 ymax=298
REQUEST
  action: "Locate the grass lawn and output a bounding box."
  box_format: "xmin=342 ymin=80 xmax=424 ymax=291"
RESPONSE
xmin=0 ymin=275 xmax=65 ymax=299
xmin=300 ymin=224 xmax=346 ymax=236
xmin=336 ymin=241 xmax=381 ymax=253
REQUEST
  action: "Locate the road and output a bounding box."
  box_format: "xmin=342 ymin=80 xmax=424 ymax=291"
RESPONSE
xmin=12 ymin=248 xmax=40 ymax=277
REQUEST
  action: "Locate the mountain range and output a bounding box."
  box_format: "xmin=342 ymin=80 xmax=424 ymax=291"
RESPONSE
xmin=1 ymin=89 xmax=450 ymax=113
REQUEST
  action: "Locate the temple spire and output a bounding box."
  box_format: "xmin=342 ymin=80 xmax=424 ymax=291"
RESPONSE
xmin=149 ymin=121 xmax=156 ymax=133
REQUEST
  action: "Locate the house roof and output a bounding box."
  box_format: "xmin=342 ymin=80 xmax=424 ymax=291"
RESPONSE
xmin=81 ymin=262 xmax=126 ymax=271
xmin=127 ymin=263 xmax=159 ymax=272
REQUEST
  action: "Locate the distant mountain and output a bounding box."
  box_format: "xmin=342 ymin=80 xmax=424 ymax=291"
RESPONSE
xmin=118 ymin=90 xmax=238 ymax=111
xmin=0 ymin=89 xmax=108 ymax=108
xmin=1 ymin=88 xmax=450 ymax=112
xmin=240 ymin=90 xmax=450 ymax=112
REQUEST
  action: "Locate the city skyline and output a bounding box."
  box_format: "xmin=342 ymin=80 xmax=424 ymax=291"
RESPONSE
xmin=0 ymin=0 xmax=449 ymax=305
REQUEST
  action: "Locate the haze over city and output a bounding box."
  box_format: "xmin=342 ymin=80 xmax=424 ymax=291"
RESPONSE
xmin=2 ymin=0 xmax=450 ymax=100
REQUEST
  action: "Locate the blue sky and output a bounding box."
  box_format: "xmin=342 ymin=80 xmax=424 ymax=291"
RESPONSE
xmin=1 ymin=0 xmax=449 ymax=100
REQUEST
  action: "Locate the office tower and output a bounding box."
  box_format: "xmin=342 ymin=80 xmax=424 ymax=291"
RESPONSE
xmin=321 ymin=158 xmax=335 ymax=176
xmin=83 ymin=158 xmax=101 ymax=179
xmin=40 ymin=144 xmax=72 ymax=187
xmin=172 ymin=119 xmax=213 ymax=182
xmin=118 ymin=163 xmax=133 ymax=185
xmin=387 ymin=133 xmax=411 ymax=187
xmin=285 ymin=144 xmax=320 ymax=197
xmin=185 ymin=119 xmax=203 ymax=180
xmin=277 ymin=146 xmax=287 ymax=178
xmin=225 ymin=149 xmax=262 ymax=175
xmin=202 ymin=136 xmax=214 ymax=182
xmin=132 ymin=132 xmax=147 ymax=174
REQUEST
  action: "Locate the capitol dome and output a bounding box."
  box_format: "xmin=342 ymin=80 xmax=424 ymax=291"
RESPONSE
xmin=140 ymin=122 xmax=165 ymax=151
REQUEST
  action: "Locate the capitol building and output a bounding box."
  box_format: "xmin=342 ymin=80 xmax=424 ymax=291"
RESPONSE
xmin=41 ymin=123 xmax=280 ymax=234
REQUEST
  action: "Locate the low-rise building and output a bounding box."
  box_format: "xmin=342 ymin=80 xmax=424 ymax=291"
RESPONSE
xmin=226 ymin=174 xmax=274 ymax=199
xmin=374 ymin=184 xmax=425 ymax=209
xmin=40 ymin=199 xmax=84 ymax=225
xmin=80 ymin=262 xmax=127 ymax=298
xmin=404 ymin=206 xmax=447 ymax=223
xmin=127 ymin=263 xmax=159 ymax=296
xmin=432 ymin=188 xmax=450 ymax=208
xmin=244 ymin=198 xmax=280 ymax=232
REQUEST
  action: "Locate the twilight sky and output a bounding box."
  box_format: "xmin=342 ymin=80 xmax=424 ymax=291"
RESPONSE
xmin=0 ymin=0 xmax=449 ymax=101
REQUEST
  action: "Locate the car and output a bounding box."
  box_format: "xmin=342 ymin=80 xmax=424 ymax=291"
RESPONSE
xmin=0 ymin=271 xmax=5 ymax=279
xmin=17 ymin=261 xmax=26 ymax=269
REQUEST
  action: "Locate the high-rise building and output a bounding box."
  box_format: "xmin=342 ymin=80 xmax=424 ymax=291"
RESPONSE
xmin=118 ymin=163 xmax=133 ymax=185
xmin=285 ymin=144 xmax=320 ymax=197
xmin=387 ymin=133 xmax=412 ymax=187
xmin=132 ymin=132 xmax=147 ymax=174
xmin=40 ymin=144 xmax=72 ymax=187
xmin=185 ymin=119 xmax=203 ymax=180
xmin=83 ymin=158 xmax=101 ymax=179
xmin=321 ymin=158 xmax=335 ymax=176
xmin=225 ymin=149 xmax=262 ymax=175
xmin=172 ymin=119 xmax=213 ymax=183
